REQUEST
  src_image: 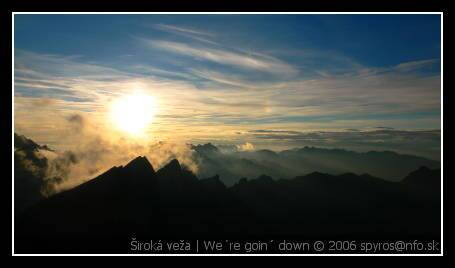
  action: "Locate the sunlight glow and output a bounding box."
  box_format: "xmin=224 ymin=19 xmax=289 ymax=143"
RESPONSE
xmin=110 ymin=93 xmax=157 ymax=136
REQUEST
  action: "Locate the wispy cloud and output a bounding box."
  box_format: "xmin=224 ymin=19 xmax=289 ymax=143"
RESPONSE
xmin=189 ymin=69 xmax=262 ymax=89
xmin=154 ymin=24 xmax=214 ymax=37
xmin=152 ymin=24 xmax=219 ymax=45
xmin=14 ymin=47 xmax=441 ymax=160
xmin=393 ymin=59 xmax=439 ymax=72
xmin=145 ymin=40 xmax=299 ymax=76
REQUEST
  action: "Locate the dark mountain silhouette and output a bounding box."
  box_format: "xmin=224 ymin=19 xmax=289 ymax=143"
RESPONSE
xmin=402 ymin=166 xmax=440 ymax=188
xmin=16 ymin=156 xmax=161 ymax=241
xmin=14 ymin=133 xmax=54 ymax=152
xmin=230 ymin=169 xmax=440 ymax=238
xmin=14 ymin=133 xmax=59 ymax=214
xmin=401 ymin=166 xmax=441 ymax=202
xmin=15 ymin=154 xmax=440 ymax=253
xmin=14 ymin=134 xmax=440 ymax=253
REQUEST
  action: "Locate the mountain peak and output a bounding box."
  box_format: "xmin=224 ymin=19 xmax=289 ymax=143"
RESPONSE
xmin=255 ymin=174 xmax=274 ymax=183
xmin=402 ymin=166 xmax=439 ymax=184
xmin=15 ymin=132 xmax=47 ymax=152
xmin=200 ymin=175 xmax=226 ymax=190
xmin=192 ymin=143 xmax=219 ymax=154
xmin=205 ymin=142 xmax=218 ymax=149
xmin=156 ymin=159 xmax=182 ymax=177
xmin=124 ymin=156 xmax=155 ymax=173
xmin=165 ymin=159 xmax=181 ymax=170
xmin=416 ymin=166 xmax=431 ymax=172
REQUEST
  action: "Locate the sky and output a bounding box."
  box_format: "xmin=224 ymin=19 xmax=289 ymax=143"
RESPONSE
xmin=14 ymin=14 xmax=441 ymax=163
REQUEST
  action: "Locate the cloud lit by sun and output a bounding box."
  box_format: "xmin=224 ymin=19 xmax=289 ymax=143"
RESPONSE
xmin=13 ymin=15 xmax=441 ymax=161
xmin=110 ymin=93 xmax=158 ymax=136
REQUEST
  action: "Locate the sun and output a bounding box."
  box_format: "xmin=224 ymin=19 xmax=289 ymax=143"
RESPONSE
xmin=110 ymin=93 xmax=157 ymax=136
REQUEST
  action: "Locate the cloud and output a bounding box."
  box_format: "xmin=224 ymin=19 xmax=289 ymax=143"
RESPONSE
xmin=236 ymin=142 xmax=255 ymax=152
xmin=14 ymin=49 xmax=441 ymax=162
xmin=375 ymin=126 xmax=395 ymax=130
xmin=153 ymin=24 xmax=218 ymax=45
xmin=248 ymin=128 xmax=440 ymax=140
xmin=14 ymin=133 xmax=72 ymax=212
xmin=393 ymin=59 xmax=439 ymax=73
xmin=250 ymin=129 xmax=302 ymax=135
xmin=29 ymin=113 xmax=201 ymax=191
xmin=189 ymin=69 xmax=262 ymax=89
xmin=66 ymin=114 xmax=85 ymax=131
xmin=248 ymin=129 xmax=441 ymax=160
xmin=146 ymin=40 xmax=298 ymax=76
xmin=154 ymin=24 xmax=214 ymax=37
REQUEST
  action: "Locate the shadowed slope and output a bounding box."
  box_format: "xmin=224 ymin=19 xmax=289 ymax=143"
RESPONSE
xmin=15 ymin=155 xmax=440 ymax=253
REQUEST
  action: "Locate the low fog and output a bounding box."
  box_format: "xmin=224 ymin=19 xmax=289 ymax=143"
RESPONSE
xmin=14 ymin=113 xmax=440 ymax=215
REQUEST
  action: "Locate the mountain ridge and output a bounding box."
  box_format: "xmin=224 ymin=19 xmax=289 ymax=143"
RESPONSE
xmin=193 ymin=143 xmax=440 ymax=186
xmin=16 ymin=156 xmax=440 ymax=233
xmin=14 ymin=134 xmax=441 ymax=253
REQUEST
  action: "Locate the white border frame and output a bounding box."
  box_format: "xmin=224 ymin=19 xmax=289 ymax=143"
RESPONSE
xmin=11 ymin=11 xmax=444 ymax=256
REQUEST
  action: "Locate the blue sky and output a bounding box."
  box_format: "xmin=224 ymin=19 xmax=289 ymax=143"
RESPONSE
xmin=15 ymin=15 xmax=440 ymax=68
xmin=14 ymin=14 xmax=441 ymax=160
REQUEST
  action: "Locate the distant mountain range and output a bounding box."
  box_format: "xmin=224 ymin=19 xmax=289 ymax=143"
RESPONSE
xmin=192 ymin=143 xmax=440 ymax=186
xmin=14 ymin=134 xmax=441 ymax=253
